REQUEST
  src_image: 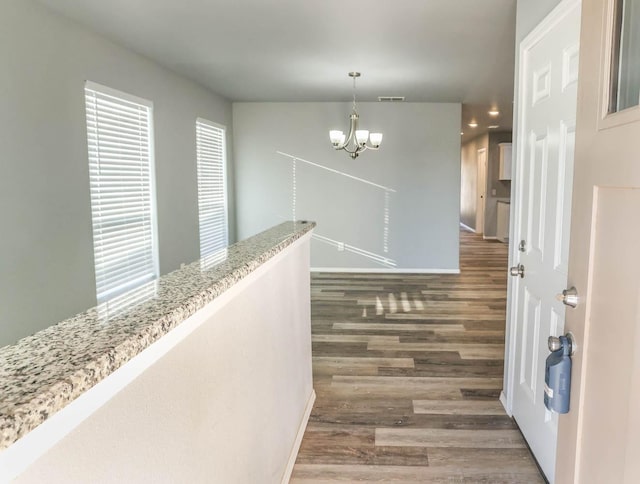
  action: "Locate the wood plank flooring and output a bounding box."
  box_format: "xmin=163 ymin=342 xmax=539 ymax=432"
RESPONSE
xmin=290 ymin=230 xmax=543 ymax=483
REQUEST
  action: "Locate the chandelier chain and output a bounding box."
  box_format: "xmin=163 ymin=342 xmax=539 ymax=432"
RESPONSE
xmin=352 ymin=75 xmax=357 ymax=112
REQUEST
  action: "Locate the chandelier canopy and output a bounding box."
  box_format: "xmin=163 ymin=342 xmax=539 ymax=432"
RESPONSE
xmin=329 ymin=72 xmax=383 ymax=159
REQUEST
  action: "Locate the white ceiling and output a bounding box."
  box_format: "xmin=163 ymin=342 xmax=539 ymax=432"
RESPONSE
xmin=38 ymin=0 xmax=517 ymax=141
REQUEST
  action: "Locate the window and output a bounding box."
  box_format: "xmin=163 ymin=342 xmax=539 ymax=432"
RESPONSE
xmin=196 ymin=118 xmax=228 ymax=264
xmin=84 ymin=81 xmax=158 ymax=303
xmin=609 ymin=0 xmax=640 ymax=113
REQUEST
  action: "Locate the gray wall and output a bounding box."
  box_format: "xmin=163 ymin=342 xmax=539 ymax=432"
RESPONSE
xmin=516 ymin=0 xmax=564 ymax=43
xmin=233 ymin=102 xmax=461 ymax=271
xmin=0 ymin=0 xmax=233 ymax=347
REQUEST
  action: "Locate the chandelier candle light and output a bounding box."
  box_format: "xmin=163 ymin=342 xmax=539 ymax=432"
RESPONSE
xmin=329 ymin=72 xmax=383 ymax=159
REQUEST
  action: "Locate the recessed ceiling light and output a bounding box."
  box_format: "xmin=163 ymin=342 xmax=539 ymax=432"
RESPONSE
xmin=468 ymin=122 xmax=478 ymax=128
xmin=488 ymin=125 xmax=500 ymax=129
xmin=378 ymin=96 xmax=406 ymax=102
xmin=489 ymin=110 xmax=500 ymax=116
xmin=460 ymin=132 xmax=464 ymax=136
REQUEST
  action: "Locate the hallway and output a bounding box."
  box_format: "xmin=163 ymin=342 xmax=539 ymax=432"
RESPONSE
xmin=291 ymin=230 xmax=544 ymax=482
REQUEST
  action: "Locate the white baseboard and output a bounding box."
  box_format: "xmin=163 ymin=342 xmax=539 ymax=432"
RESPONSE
xmin=281 ymin=389 xmax=316 ymax=484
xmin=459 ymin=222 xmax=476 ymax=233
xmin=499 ymin=390 xmax=512 ymax=416
xmin=310 ymin=268 xmax=461 ymax=274
xmin=483 ymin=236 xmax=499 ymax=240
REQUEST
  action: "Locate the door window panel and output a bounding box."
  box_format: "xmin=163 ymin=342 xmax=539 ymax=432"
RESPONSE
xmin=610 ymin=0 xmax=640 ymax=113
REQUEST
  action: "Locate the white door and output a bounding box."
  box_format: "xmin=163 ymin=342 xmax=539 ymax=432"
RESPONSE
xmin=556 ymin=0 xmax=640 ymax=481
xmin=476 ymin=148 xmax=487 ymax=234
xmin=507 ymin=0 xmax=581 ymax=481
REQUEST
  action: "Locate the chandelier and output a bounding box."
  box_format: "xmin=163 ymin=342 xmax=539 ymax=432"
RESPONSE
xmin=329 ymin=72 xmax=383 ymax=159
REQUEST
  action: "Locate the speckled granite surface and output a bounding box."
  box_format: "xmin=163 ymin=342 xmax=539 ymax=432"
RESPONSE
xmin=0 ymin=221 xmax=314 ymax=451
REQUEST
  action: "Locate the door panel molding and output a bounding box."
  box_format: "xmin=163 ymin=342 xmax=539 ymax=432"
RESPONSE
xmin=562 ymin=43 xmax=581 ymax=91
xmin=553 ymin=122 xmax=575 ymax=272
xmin=533 ymin=64 xmax=553 ymax=106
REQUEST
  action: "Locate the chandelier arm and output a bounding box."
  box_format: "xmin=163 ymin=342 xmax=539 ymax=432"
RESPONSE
xmin=342 ymin=113 xmax=358 ymax=148
xmin=341 ymin=142 xmax=368 ymax=155
xmin=344 ymin=131 xmax=356 ymax=149
xmin=334 ymin=134 xmax=363 ymax=152
xmin=340 ymin=144 xmax=361 ymax=155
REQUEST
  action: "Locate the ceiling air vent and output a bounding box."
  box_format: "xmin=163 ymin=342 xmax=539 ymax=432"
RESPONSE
xmin=378 ymin=96 xmax=405 ymax=102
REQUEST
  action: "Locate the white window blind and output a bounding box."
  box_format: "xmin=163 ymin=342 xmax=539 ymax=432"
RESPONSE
xmin=196 ymin=119 xmax=228 ymax=262
xmin=85 ymin=81 xmax=158 ymax=303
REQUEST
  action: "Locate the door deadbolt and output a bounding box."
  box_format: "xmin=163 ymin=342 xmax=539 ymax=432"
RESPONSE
xmin=519 ymin=240 xmax=527 ymax=252
xmin=509 ymin=264 xmax=525 ymax=278
xmin=556 ymin=287 xmax=579 ymax=308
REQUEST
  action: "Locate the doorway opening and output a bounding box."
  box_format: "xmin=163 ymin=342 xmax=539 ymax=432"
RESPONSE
xmin=460 ymin=132 xmax=513 ymax=240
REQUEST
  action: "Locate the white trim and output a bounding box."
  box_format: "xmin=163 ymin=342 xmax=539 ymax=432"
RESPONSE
xmin=280 ymin=389 xmax=316 ymax=484
xmin=0 ymin=233 xmax=313 ymax=482
xmin=459 ymin=222 xmax=476 ymax=233
xmin=504 ymin=0 xmax=582 ymax=422
xmin=500 ymin=391 xmax=511 ymax=416
xmin=476 ymin=147 xmax=488 ymax=234
xmin=310 ymin=267 xmax=460 ymax=274
xmin=483 ymin=236 xmax=499 ymax=241
xmin=149 ymin=102 xmax=160 ymax=282
xmin=597 ymin=0 xmax=640 ymax=131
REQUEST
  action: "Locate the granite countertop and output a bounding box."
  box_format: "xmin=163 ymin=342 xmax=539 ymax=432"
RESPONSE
xmin=0 ymin=221 xmax=315 ymax=451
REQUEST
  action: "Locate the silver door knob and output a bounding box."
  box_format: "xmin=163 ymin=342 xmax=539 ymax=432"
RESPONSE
xmin=556 ymin=286 xmax=579 ymax=308
xmin=509 ymin=264 xmax=525 ymax=278
xmin=548 ymin=336 xmax=563 ymax=352
xmin=548 ymin=333 xmax=576 ymax=355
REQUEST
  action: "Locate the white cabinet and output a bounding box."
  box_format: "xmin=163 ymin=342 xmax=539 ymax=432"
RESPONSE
xmin=497 ymin=201 xmax=510 ymax=243
xmin=498 ymin=143 xmax=512 ymax=180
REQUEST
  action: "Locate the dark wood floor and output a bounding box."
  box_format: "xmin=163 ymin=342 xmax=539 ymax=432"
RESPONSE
xmin=290 ymin=230 xmax=544 ymax=483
